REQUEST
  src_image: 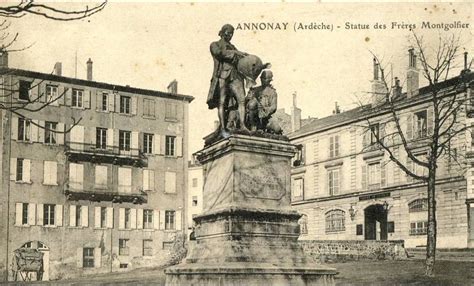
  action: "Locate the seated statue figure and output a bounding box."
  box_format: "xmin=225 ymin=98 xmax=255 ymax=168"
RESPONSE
xmin=245 ymin=70 xmax=282 ymax=134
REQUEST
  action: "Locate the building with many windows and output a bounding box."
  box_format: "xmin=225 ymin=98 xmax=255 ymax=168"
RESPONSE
xmin=186 ymin=158 xmax=203 ymax=239
xmin=0 ymin=58 xmax=193 ymax=281
xmin=289 ymin=52 xmax=473 ymax=249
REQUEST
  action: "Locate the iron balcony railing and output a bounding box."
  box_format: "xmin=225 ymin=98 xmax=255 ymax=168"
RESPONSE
xmin=65 ymin=183 xmax=147 ymax=204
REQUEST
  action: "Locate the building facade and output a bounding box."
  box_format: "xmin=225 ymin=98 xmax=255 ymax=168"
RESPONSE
xmin=0 ymin=60 xmax=193 ymax=281
xmin=187 ymin=159 xmax=203 ymax=238
xmin=290 ymin=55 xmax=473 ymax=249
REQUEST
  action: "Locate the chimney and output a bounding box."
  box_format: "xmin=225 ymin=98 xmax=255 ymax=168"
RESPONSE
xmin=54 ymin=62 xmax=62 ymax=76
xmin=333 ymin=102 xmax=341 ymax=114
xmin=167 ymin=80 xmax=178 ymax=94
xmin=87 ymin=58 xmax=93 ymax=81
xmin=291 ymin=92 xmax=301 ymax=132
xmin=0 ymin=50 xmax=8 ymax=68
xmin=391 ymin=77 xmax=402 ymax=99
xmin=371 ymin=57 xmax=388 ymax=105
xmin=406 ymin=48 xmax=419 ymax=98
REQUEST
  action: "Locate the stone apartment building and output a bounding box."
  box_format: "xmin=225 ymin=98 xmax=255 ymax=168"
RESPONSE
xmin=289 ymin=51 xmax=474 ymax=249
xmin=187 ymin=159 xmax=203 ymax=238
xmin=0 ymin=56 xmax=194 ymax=281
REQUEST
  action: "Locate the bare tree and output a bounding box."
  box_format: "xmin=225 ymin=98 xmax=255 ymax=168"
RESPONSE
xmin=364 ymin=33 xmax=472 ymax=276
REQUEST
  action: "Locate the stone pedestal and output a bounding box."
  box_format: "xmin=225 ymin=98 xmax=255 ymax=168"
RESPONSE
xmin=165 ymin=134 xmax=337 ymax=285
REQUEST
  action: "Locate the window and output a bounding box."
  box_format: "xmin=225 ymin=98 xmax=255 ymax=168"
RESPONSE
xmin=143 ymin=169 xmax=155 ymax=191
xmin=328 ymin=169 xmax=340 ymax=196
xmin=95 ymin=165 xmax=107 ymax=188
xmin=120 ymin=96 xmax=131 ymax=114
xmin=44 ymin=121 xmax=57 ymax=144
xmin=143 ymin=99 xmax=155 ymax=117
xmin=356 ymin=224 xmax=363 ymax=235
xmin=46 ymin=85 xmax=58 ymax=104
xmin=96 ymin=128 xmax=107 ymax=149
xmin=72 ymin=89 xmax=83 ymax=108
xmin=22 ymin=203 xmax=28 ymax=225
xmin=162 ymin=241 xmax=173 ymax=250
xmin=165 ymin=102 xmax=177 ymax=120
xmin=325 ymin=210 xmax=345 ymax=233
xmin=192 ymin=178 xmax=198 ymax=188
xmin=100 ymin=207 xmax=107 ymax=228
xmin=165 ymin=210 xmax=175 ymax=230
xmin=16 ymin=158 xmax=24 ymax=181
xmin=143 ymin=209 xmax=153 ymax=229
xmin=43 ymin=161 xmax=58 ymax=185
xmin=18 ymin=118 xmax=30 ymax=141
xmin=43 ymin=204 xmax=55 ymax=226
xmin=83 ymin=248 xmax=94 ymax=268
xmin=368 ymin=162 xmax=381 ymax=186
xmin=75 ymin=205 xmax=82 ymax=227
xmin=410 ymin=221 xmax=427 ymax=235
xmin=101 ymin=93 xmax=108 ymax=111
xmin=143 ymin=239 xmax=153 ymax=256
xmin=329 ymin=135 xmax=340 ymax=158
xmin=414 ymin=110 xmax=427 ymax=138
xmin=69 ymin=163 xmax=84 ymax=190
xmin=165 ymin=135 xmax=176 ymax=156
xmin=369 ymin=124 xmax=379 ymax=145
xmin=120 ymin=263 xmax=128 ymax=269
xmin=143 ymin=133 xmax=153 ymax=154
xmin=119 ymin=239 xmax=129 ymax=256
xmin=124 ymin=208 xmax=131 ymax=229
xmin=119 ymin=130 xmax=131 ymax=151
xmin=192 ymin=196 xmax=198 ymax=207
xmin=409 ymin=198 xmax=428 ymax=212
xmin=292 ymin=178 xmax=304 ymax=200
xmin=19 ymin=80 xmax=31 ymax=100
xmin=118 ymin=167 xmax=132 ymax=193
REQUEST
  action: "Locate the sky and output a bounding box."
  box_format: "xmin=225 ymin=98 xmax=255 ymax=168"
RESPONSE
xmin=8 ymin=2 xmax=472 ymax=157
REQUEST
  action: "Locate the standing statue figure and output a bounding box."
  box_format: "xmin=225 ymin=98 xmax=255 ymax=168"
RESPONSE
xmin=245 ymin=70 xmax=282 ymax=134
xmin=207 ymin=24 xmax=249 ymax=132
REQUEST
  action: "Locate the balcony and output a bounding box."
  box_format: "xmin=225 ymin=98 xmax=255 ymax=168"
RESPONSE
xmin=64 ymin=183 xmax=147 ymax=204
xmin=65 ymin=141 xmax=147 ymax=167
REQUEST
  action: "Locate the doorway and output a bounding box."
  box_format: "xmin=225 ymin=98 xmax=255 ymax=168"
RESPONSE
xmin=364 ymin=204 xmax=388 ymax=240
xmin=19 ymin=241 xmax=50 ymax=281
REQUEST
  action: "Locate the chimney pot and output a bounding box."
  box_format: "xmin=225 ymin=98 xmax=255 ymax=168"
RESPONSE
xmin=167 ymin=80 xmax=178 ymax=94
xmin=87 ymin=58 xmax=93 ymax=81
xmin=54 ymin=62 xmax=62 ymax=76
xmin=0 ymin=50 xmax=8 ymax=68
xmin=407 ymin=49 xmax=419 ymax=98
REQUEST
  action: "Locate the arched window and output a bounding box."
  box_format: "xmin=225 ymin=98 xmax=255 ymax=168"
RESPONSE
xmin=408 ymin=198 xmax=428 ymax=212
xmin=325 ymin=210 xmax=345 ymax=233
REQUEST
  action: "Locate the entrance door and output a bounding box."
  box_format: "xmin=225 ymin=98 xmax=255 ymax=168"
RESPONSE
xmin=364 ymin=204 xmax=388 ymax=240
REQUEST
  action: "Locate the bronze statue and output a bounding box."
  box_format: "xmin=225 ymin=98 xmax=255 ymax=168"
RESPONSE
xmin=245 ymin=70 xmax=282 ymax=134
xmin=207 ymin=24 xmax=249 ymax=132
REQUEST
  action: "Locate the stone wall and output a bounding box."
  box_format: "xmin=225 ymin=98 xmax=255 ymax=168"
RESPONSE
xmin=300 ymin=240 xmax=408 ymax=262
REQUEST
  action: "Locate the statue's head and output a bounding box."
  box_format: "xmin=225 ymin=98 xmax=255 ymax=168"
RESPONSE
xmin=260 ymin=70 xmax=273 ymax=85
xmin=219 ymin=24 xmax=235 ymax=42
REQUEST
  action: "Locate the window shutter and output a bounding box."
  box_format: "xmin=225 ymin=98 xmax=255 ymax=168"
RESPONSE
xmin=65 ymin=87 xmax=72 ymax=106
xmin=406 ymin=114 xmax=413 ymax=140
xmin=70 ymin=205 xmax=77 ymax=227
xmin=58 ymin=86 xmax=65 ymax=105
xmin=31 ymin=120 xmax=39 ymax=142
xmin=176 ymin=136 xmax=183 ymax=157
xmin=15 ymin=203 xmax=22 ymax=226
xmin=56 ymin=204 xmax=63 ymax=227
xmin=57 ymin=123 xmax=65 ymax=145
xmin=81 ymin=206 xmax=89 ymax=227
xmin=329 ymin=136 xmax=334 ymax=157
xmin=37 ymin=204 xmax=44 ymax=226
xmin=28 ymin=203 xmax=36 ymax=226
xmin=379 ymin=124 xmax=385 ymax=145
xmin=118 ymin=208 xmax=125 ymax=230
xmin=114 ymin=93 xmax=120 ymax=113
xmin=427 ymin=108 xmax=433 ymax=135
xmin=23 ymin=159 xmax=31 ymax=183
xmin=107 ymin=129 xmax=114 ymax=150
xmin=106 ymin=207 xmax=113 ymax=228
xmin=11 ymin=116 xmax=18 ymax=141
xmin=137 ymin=209 xmax=144 ymax=230
xmin=406 ymin=157 xmax=413 ymax=182
xmin=84 ymin=90 xmax=91 ymax=109
xmin=38 ymin=121 xmax=45 ymax=143
xmin=76 ymin=248 xmax=83 ymax=268
xmin=153 ymin=134 xmax=161 ymax=155
xmin=94 ymin=247 xmax=101 ymax=268
xmin=153 ymin=210 xmax=159 ymax=230
xmin=159 ymin=210 xmax=165 ymax=230
xmin=335 ymin=135 xmax=340 ymax=156
xmin=149 ymin=170 xmax=155 ymax=191
xmin=132 ymin=131 xmax=139 ymax=151
xmin=131 ymin=208 xmax=137 ymax=229
xmin=94 ymin=207 xmax=101 ymax=228
xmin=29 ymin=82 xmax=38 ymax=100
xmin=161 ymin=135 xmax=166 ymax=155
xmin=39 ymin=83 xmax=46 ymax=103
xmin=108 ymin=93 xmax=114 ymax=112
xmin=10 ymin=158 xmax=16 ymax=181
xmin=362 ymin=131 xmax=369 ymax=148
xmin=96 ymin=91 xmax=101 ymax=111
xmin=176 ymin=210 xmax=182 ymax=230
xmin=361 ymin=164 xmax=367 ymax=190
xmin=143 ymin=170 xmax=149 ymax=191
xmin=131 ymin=97 xmax=137 ymax=115
xmin=381 ymin=161 xmax=386 ymax=187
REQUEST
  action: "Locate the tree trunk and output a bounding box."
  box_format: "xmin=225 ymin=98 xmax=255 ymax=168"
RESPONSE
xmin=425 ymin=167 xmax=437 ymax=277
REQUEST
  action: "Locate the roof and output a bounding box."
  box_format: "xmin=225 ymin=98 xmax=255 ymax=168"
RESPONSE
xmin=0 ymin=68 xmax=194 ymax=102
xmin=289 ymin=71 xmax=473 ymax=140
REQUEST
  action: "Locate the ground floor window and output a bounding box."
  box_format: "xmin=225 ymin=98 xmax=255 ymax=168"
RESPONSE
xmin=119 ymin=239 xmax=129 ymax=256
xmin=325 ymin=209 xmax=345 ymax=233
xmin=410 ymin=221 xmax=427 ymax=235
xmin=83 ymin=248 xmax=94 ymax=268
xmin=143 ymin=239 xmax=153 ymax=256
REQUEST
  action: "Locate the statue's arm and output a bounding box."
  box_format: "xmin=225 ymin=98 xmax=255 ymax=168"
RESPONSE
xmin=210 ymin=42 xmax=238 ymax=62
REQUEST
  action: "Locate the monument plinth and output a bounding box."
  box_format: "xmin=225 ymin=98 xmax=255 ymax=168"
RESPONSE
xmin=165 ymin=134 xmax=337 ymax=285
